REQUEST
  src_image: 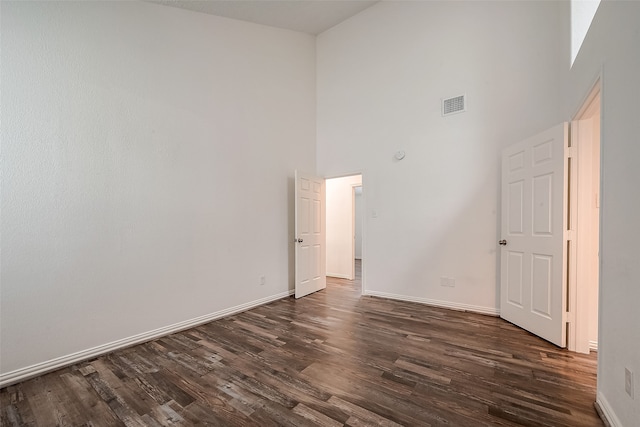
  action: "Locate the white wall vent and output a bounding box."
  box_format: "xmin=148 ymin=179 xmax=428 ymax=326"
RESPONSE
xmin=442 ymin=94 xmax=466 ymax=116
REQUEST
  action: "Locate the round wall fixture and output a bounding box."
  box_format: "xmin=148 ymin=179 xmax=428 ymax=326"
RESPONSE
xmin=394 ymin=150 xmax=406 ymax=160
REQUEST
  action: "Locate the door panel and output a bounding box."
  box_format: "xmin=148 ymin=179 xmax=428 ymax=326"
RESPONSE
xmin=507 ymin=251 xmax=523 ymax=306
xmin=531 ymin=254 xmax=552 ymax=318
xmin=295 ymin=171 xmax=326 ymax=298
xmin=508 ymin=181 xmax=524 ymax=234
xmin=532 ymin=174 xmax=553 ymax=234
xmin=500 ymin=123 xmax=567 ymax=347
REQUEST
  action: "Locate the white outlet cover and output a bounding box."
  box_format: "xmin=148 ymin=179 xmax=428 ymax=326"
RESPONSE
xmin=625 ymin=368 xmax=634 ymax=398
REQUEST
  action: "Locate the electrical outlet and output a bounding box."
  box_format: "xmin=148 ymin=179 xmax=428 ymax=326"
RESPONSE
xmin=440 ymin=277 xmax=455 ymax=287
xmin=625 ymin=367 xmax=634 ymax=398
xmin=260 ymin=276 xmax=266 ymax=286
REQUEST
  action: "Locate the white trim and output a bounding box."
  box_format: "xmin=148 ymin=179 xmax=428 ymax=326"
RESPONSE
xmin=571 ymin=68 xmax=602 ymax=119
xmin=589 ymin=340 xmax=598 ymax=352
xmin=363 ymin=290 xmax=499 ymax=316
xmin=0 ymin=290 xmax=293 ymax=388
xmin=596 ymin=392 xmax=622 ymax=427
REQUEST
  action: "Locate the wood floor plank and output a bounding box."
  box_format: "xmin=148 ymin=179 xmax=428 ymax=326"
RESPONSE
xmin=1 ymin=261 xmax=603 ymax=426
xmin=291 ymin=403 xmax=343 ymax=427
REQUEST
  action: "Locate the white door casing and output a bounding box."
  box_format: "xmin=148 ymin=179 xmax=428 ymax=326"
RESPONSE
xmin=295 ymin=171 xmax=326 ymax=298
xmin=500 ymin=123 xmax=568 ymax=347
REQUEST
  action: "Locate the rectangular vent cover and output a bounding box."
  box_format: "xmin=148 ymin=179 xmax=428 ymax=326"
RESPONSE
xmin=442 ymin=94 xmax=466 ymax=116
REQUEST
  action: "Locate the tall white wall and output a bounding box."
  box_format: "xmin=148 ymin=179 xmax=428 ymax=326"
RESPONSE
xmin=567 ymin=2 xmax=640 ymax=424
xmin=317 ymin=1 xmax=567 ymax=313
xmin=0 ymin=1 xmax=316 ymax=380
xmin=326 ymin=175 xmax=362 ymax=278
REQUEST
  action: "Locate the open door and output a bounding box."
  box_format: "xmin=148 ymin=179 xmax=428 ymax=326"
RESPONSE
xmin=500 ymin=123 xmax=568 ymax=347
xmin=295 ymin=171 xmax=326 ymax=298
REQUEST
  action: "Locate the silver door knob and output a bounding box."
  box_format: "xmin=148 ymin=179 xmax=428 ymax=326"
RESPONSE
xmin=498 ymin=240 xmax=507 ymax=246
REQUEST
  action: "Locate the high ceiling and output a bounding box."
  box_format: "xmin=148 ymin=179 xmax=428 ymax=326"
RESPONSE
xmin=148 ymin=0 xmax=379 ymax=35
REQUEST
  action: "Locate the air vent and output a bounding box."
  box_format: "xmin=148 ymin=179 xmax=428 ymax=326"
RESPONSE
xmin=442 ymin=94 xmax=466 ymax=116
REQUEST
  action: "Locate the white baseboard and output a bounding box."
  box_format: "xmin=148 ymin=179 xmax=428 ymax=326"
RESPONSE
xmin=363 ymin=290 xmax=499 ymax=316
xmin=0 ymin=290 xmax=294 ymax=388
xmin=589 ymin=340 xmax=598 ymax=352
xmin=327 ymin=273 xmax=352 ymax=280
xmin=595 ymin=392 xmax=622 ymax=427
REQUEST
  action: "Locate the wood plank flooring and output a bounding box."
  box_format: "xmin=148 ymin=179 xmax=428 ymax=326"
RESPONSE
xmin=1 ymin=263 xmax=602 ymax=426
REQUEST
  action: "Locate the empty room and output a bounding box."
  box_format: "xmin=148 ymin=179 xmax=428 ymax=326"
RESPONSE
xmin=1 ymin=1 xmax=639 ymax=426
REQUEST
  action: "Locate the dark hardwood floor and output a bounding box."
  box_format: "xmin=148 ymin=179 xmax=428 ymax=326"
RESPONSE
xmin=1 ymin=261 xmax=602 ymax=426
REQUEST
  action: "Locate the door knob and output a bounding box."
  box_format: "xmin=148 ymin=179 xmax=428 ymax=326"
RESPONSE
xmin=499 ymin=240 xmax=507 ymax=246
xmin=296 ymin=238 xmax=303 ymax=243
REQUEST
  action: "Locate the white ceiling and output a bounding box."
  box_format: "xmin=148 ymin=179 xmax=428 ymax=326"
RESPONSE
xmin=148 ymin=0 xmax=379 ymax=35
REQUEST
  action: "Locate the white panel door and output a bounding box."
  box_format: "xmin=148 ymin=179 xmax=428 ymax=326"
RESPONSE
xmin=295 ymin=171 xmax=326 ymax=298
xmin=500 ymin=123 xmax=568 ymax=347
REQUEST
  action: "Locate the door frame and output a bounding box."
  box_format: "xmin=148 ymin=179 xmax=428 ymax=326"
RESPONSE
xmin=349 ymin=183 xmax=363 ymax=280
xmin=568 ymin=78 xmax=602 ymax=353
xmin=353 ymin=184 xmax=363 ymax=263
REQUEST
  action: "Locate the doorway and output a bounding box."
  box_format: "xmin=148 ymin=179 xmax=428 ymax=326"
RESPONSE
xmin=498 ymin=83 xmax=601 ymax=352
xmin=325 ymin=174 xmax=363 ymax=284
xmin=569 ymin=83 xmax=601 ymax=354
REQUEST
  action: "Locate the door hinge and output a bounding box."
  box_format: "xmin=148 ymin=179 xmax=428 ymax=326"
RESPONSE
xmin=566 ymin=146 xmax=576 ymax=158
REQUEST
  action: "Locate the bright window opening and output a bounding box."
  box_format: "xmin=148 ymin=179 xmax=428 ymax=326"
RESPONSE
xmin=571 ymin=0 xmax=601 ymax=67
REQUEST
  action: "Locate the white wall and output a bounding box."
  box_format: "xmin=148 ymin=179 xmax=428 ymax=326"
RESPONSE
xmin=317 ymin=1 xmax=567 ymax=313
xmin=326 ymin=175 xmax=362 ymax=279
xmin=567 ymin=2 xmax=640 ymax=424
xmin=0 ymin=1 xmax=316 ymax=381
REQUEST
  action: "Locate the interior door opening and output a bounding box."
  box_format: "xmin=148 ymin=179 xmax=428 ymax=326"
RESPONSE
xmin=325 ymin=174 xmax=363 ymax=285
xmin=500 ymin=123 xmax=567 ymax=347
xmin=569 ymin=83 xmax=601 ymax=354
xmin=499 ymin=80 xmax=601 ymax=353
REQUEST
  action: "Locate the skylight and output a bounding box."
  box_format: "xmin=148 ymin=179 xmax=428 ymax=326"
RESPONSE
xmin=571 ymin=0 xmax=601 ymax=67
